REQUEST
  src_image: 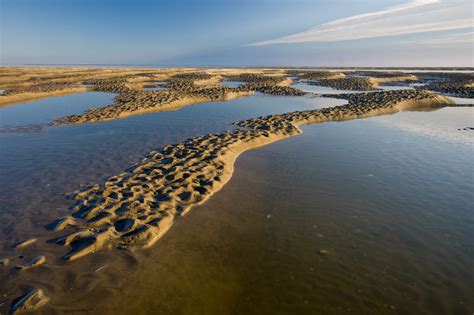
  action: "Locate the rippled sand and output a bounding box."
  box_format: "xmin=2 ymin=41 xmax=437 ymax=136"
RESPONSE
xmin=0 ymin=67 xmax=472 ymax=313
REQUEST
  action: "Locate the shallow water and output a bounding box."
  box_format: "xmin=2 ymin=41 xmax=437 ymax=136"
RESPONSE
xmin=372 ymin=107 xmax=473 ymax=145
xmin=0 ymin=91 xmax=343 ymax=312
xmin=98 ymin=107 xmax=474 ymax=314
xmin=0 ymin=92 xmax=115 ymax=128
xmin=222 ymin=80 xmax=243 ymax=88
xmin=293 ymin=82 xmax=366 ymax=94
xmin=410 ymin=82 xmax=427 ymax=87
xmin=0 ymin=90 xmax=472 ymax=314
xmin=143 ymin=85 xmax=166 ymax=91
xmin=143 ymin=81 xmax=166 ymax=91
xmin=446 ymin=96 xmax=474 ymax=104
xmin=0 ymin=91 xmax=337 ymax=235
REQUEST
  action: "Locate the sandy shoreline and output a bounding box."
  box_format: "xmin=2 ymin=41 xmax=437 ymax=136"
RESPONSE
xmin=0 ymin=66 xmax=470 ymax=313
xmin=1 ymin=67 xmax=472 ymax=126
xmin=0 ymin=87 xmax=89 ymax=108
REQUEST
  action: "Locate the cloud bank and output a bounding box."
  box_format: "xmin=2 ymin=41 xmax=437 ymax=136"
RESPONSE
xmin=248 ymin=0 xmax=472 ymax=46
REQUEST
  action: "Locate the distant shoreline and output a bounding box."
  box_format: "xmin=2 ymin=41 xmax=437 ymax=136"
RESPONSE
xmin=1 ymin=64 xmax=473 ymax=71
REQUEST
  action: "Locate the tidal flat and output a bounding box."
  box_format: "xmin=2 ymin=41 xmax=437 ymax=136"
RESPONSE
xmin=0 ymin=67 xmax=473 ymax=314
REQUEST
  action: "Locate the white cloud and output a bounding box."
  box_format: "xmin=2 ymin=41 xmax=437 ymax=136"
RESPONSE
xmin=248 ymin=0 xmax=473 ymax=46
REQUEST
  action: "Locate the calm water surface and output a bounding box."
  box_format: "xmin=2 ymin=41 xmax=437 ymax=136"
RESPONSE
xmin=0 ymin=90 xmax=472 ymax=314
xmin=143 ymin=81 xmax=166 ymax=91
xmin=101 ymin=106 xmax=473 ymax=315
xmin=0 ymin=92 xmax=114 ymax=127
xmin=0 ymin=91 xmax=336 ymax=235
xmin=222 ymin=80 xmax=244 ymax=88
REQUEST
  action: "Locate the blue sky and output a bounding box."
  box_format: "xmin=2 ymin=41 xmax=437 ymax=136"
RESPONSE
xmin=1 ymin=0 xmax=472 ymax=66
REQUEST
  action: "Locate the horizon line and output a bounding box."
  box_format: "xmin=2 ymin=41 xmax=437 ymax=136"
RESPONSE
xmin=1 ymin=63 xmax=473 ymax=70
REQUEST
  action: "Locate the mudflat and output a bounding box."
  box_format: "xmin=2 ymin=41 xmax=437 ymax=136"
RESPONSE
xmin=0 ymin=67 xmax=472 ymax=314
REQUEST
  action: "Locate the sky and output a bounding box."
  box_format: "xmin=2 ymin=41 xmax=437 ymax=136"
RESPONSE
xmin=1 ymin=0 xmax=472 ymax=67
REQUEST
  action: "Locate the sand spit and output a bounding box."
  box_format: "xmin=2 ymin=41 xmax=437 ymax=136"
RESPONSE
xmin=43 ymin=90 xmax=450 ymax=262
xmin=416 ymin=72 xmax=474 ymax=98
xmin=4 ymin=67 xmax=299 ymax=124
xmin=306 ymin=77 xmax=378 ymax=91
xmin=0 ymin=87 xmax=88 ymax=107
xmin=350 ymin=71 xmax=418 ymax=83
xmin=51 ymin=75 xmax=254 ymax=125
xmin=51 ymin=72 xmax=306 ymax=125
xmin=0 ymin=67 xmax=169 ymax=107
xmin=296 ymin=71 xmax=346 ymax=80
xmin=2 ymin=81 xmax=78 ymax=95
xmin=224 ymin=73 xmax=306 ymax=96
xmin=293 ymin=70 xmax=424 ymax=91
xmin=290 ymin=71 xmax=378 ymax=91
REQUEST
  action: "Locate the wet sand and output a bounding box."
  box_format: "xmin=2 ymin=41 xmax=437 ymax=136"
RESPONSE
xmin=1 ymin=68 xmax=305 ymax=125
xmin=0 ymin=91 xmax=337 ymax=313
xmin=1 ymin=89 xmax=451 ymax=312
xmin=6 ymin=105 xmax=470 ymax=314
xmin=0 ymin=67 xmax=472 ymax=313
xmin=88 ymin=123 xmax=474 ymax=314
xmin=43 ymin=90 xmax=451 ymax=260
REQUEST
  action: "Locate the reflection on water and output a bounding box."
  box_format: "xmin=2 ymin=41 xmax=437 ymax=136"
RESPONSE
xmin=446 ymin=96 xmax=474 ymax=104
xmin=372 ymin=107 xmax=474 ymax=145
xmin=102 ymin=108 xmax=473 ymax=314
xmin=410 ymin=82 xmax=427 ymax=87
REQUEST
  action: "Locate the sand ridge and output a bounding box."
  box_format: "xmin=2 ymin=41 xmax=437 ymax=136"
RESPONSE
xmin=50 ymin=72 xmax=307 ymax=125
xmin=2 ymin=67 xmax=469 ymax=127
xmin=419 ymin=72 xmax=474 ymax=98
xmin=1 ymin=88 xmax=454 ymax=313
xmin=45 ymin=90 xmax=451 ymax=261
xmin=0 ymin=67 xmax=167 ymax=106
xmin=0 ymin=67 xmax=318 ymax=132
